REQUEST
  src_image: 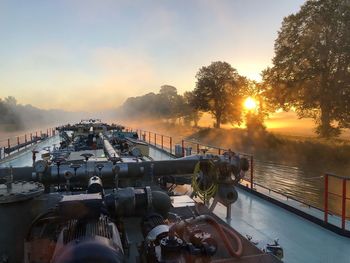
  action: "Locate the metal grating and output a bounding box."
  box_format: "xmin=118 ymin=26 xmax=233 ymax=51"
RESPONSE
xmin=63 ymin=216 xmax=112 ymax=244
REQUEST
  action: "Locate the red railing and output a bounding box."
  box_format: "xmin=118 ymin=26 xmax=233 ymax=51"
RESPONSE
xmin=0 ymin=127 xmax=57 ymax=159
xmin=324 ymin=173 xmax=350 ymax=230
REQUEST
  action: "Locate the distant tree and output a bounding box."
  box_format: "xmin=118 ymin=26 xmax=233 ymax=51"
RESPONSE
xmin=193 ymin=61 xmax=247 ymax=128
xmin=159 ymin=85 xmax=177 ymax=98
xmin=182 ymin=91 xmax=202 ymax=127
xmin=264 ymin=0 xmax=350 ymax=137
xmin=157 ymin=85 xmax=182 ymax=121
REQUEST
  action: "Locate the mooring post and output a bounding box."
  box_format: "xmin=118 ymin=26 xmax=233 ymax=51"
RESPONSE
xmin=324 ymin=174 xmax=329 ymax=223
xmin=170 ymin=137 xmax=173 ymax=154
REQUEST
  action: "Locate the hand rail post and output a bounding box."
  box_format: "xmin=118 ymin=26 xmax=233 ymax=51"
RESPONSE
xmin=218 ymin=148 xmax=221 ymax=155
xmin=149 ymin=131 xmax=151 ymax=144
xmin=324 ymin=173 xmax=329 ymax=223
xmin=170 ymin=137 xmax=172 ymax=154
xmin=197 ymin=143 xmax=200 ymax=154
xmin=154 ymin=133 xmax=157 ymax=147
xmin=250 ymin=155 xmax=254 ymax=189
xmin=161 ymin=135 xmax=164 ymax=149
xmin=17 ymin=137 xmax=20 ymax=152
xmin=342 ymin=178 xmax=347 ymax=229
xmin=182 ymin=140 xmax=185 ymax=157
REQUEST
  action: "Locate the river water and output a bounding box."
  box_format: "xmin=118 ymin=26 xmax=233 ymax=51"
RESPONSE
xmin=250 ymin=159 xmax=350 ymax=220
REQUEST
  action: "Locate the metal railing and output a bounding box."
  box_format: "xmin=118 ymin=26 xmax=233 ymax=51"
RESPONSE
xmin=324 ymin=173 xmax=350 ymax=230
xmin=0 ymin=127 xmax=57 ymax=160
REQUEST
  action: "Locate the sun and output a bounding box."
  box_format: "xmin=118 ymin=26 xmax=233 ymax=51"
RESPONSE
xmin=244 ymin=97 xmax=258 ymax=111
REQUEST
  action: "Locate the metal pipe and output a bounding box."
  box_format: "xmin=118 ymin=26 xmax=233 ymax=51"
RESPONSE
xmin=3 ymin=159 xmax=199 ymax=187
xmin=100 ymin=133 xmax=120 ymax=159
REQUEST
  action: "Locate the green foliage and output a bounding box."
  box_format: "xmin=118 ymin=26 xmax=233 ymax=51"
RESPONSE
xmin=264 ymin=0 xmax=350 ymax=138
xmin=121 ymin=86 xmax=201 ymax=125
xmin=193 ymin=61 xmax=247 ymax=128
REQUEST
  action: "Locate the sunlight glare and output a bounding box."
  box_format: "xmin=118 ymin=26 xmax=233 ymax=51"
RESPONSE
xmin=244 ymin=97 xmax=257 ymax=111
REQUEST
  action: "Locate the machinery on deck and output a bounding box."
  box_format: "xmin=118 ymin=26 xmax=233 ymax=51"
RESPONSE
xmin=0 ymin=121 xmax=283 ymax=263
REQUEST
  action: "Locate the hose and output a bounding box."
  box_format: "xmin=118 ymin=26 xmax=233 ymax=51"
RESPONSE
xmin=192 ymin=161 xmax=218 ymax=202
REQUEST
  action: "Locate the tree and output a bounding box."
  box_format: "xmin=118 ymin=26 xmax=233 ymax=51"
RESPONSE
xmin=244 ymin=81 xmax=270 ymax=134
xmin=157 ymin=85 xmax=183 ymax=122
xmin=264 ymin=0 xmax=350 ymax=137
xmin=182 ymin=91 xmax=202 ymax=127
xmin=193 ymin=61 xmax=247 ymax=128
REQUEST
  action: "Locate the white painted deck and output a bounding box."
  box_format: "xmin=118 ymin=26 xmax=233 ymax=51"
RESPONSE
xmin=214 ymin=188 xmax=350 ymax=263
xmin=0 ymin=135 xmax=61 ymax=168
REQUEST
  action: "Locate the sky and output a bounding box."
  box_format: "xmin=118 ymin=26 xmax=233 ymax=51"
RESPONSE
xmin=0 ymin=0 xmax=305 ymax=111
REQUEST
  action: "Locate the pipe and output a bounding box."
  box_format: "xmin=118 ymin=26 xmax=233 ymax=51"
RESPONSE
xmin=100 ymin=133 xmax=120 ymax=159
xmin=1 ymin=159 xmax=199 ymax=188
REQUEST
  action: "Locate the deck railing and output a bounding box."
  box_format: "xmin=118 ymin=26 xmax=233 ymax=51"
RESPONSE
xmin=324 ymin=173 xmax=350 ymax=230
xmin=0 ymin=127 xmax=57 ymax=160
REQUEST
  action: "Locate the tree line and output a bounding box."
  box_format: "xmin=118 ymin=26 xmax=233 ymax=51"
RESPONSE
xmin=0 ymin=96 xmax=82 ymax=132
xmin=121 ymin=0 xmax=350 ymax=138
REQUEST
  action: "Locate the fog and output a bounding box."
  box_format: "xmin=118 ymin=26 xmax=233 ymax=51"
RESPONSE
xmin=0 ymin=96 xmax=120 ymax=137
